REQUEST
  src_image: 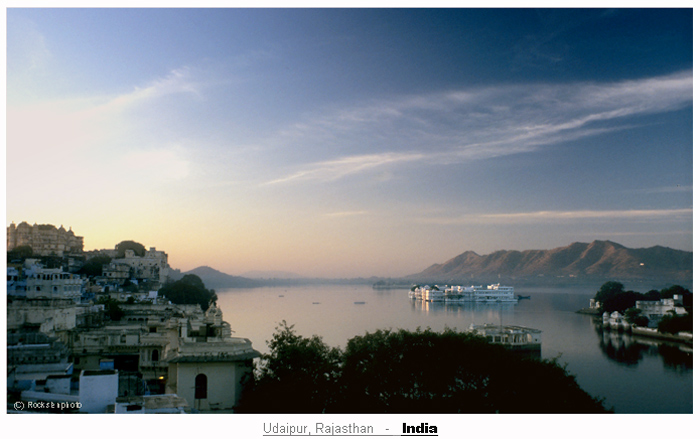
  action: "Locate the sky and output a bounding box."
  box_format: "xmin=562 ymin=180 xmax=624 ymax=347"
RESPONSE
xmin=4 ymin=6 xmax=694 ymax=278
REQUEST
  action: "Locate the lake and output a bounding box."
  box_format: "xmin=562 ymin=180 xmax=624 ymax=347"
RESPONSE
xmin=216 ymin=284 xmax=692 ymax=414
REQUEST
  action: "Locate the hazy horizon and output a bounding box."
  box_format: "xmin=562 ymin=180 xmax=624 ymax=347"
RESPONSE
xmin=6 ymin=8 xmax=693 ymax=278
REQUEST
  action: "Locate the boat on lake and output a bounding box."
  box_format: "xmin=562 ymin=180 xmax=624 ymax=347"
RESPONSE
xmin=409 ymin=284 xmax=518 ymax=303
xmin=468 ymin=323 xmax=542 ymax=354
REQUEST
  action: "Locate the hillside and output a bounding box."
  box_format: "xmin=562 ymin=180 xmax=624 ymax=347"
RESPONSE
xmin=410 ymin=241 xmax=692 ymax=283
xmin=170 ymin=266 xmax=262 ymax=289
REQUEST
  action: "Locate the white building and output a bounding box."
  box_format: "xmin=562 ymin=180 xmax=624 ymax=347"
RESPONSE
xmin=635 ymin=297 xmax=687 ymax=327
xmin=25 ymin=264 xmax=83 ymax=303
xmin=110 ymin=247 xmax=171 ymax=286
xmin=164 ymin=304 xmax=260 ymax=411
xmin=78 ymin=369 xmax=119 ymax=413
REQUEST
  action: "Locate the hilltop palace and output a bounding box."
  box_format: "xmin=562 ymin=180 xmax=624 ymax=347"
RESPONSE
xmin=7 ymin=222 xmax=84 ymax=257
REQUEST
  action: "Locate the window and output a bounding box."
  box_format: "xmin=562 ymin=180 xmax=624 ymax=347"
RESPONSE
xmin=151 ymin=349 xmax=159 ymax=362
xmin=194 ymin=374 xmax=207 ymax=399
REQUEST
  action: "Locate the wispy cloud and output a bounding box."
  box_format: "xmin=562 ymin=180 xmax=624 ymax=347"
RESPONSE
xmin=267 ymin=71 xmax=692 ymax=184
xmin=265 ymin=152 xmax=425 ymax=185
xmin=417 ymin=208 xmax=692 ymax=225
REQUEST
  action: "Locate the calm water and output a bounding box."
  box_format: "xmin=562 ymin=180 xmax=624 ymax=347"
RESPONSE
xmin=217 ymin=284 xmax=692 ymax=414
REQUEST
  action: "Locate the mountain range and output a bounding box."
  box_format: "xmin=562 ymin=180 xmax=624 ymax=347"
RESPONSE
xmin=410 ymin=240 xmax=692 ymax=283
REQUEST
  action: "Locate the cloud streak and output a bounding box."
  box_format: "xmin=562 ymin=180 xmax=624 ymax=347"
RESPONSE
xmin=417 ymin=208 xmax=692 ymax=225
xmin=267 ymin=71 xmax=692 ymax=184
xmin=265 ymin=152 xmax=425 ymax=185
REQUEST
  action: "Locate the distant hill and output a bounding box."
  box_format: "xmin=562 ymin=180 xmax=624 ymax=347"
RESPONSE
xmin=171 ymin=266 xmax=262 ymax=289
xmin=410 ymin=241 xmax=692 ymax=283
xmin=241 ymin=270 xmax=303 ymax=279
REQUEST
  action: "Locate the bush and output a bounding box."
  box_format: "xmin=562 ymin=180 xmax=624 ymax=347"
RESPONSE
xmin=239 ymin=324 xmax=610 ymax=414
xmin=158 ymin=274 xmax=217 ymax=311
xmin=658 ymin=313 xmax=692 ymax=334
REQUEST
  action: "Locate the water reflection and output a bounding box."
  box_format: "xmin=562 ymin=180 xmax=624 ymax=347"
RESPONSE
xmin=595 ymin=326 xmax=692 ymax=373
xmin=410 ymin=300 xmax=516 ymax=323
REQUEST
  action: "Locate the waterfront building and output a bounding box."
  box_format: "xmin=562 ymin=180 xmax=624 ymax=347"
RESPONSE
xmin=468 ymin=323 xmax=542 ymax=353
xmin=634 ymin=297 xmax=688 ymax=328
xmin=410 ymin=284 xmax=518 ymax=302
xmin=7 ymin=221 xmax=84 ymax=256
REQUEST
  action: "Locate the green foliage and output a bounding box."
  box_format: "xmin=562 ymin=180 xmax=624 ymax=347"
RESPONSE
xmin=239 ymin=324 xmax=610 ymax=414
xmin=657 ymin=312 xmax=692 ymax=334
xmin=96 ymin=297 xmax=125 ymax=321
xmin=660 ymin=285 xmax=690 ymax=299
xmin=122 ymin=280 xmax=139 ymax=293
xmin=624 ymin=308 xmax=649 ymax=327
xmin=594 ymin=282 xmax=692 ymax=314
xmin=7 ymin=245 xmax=33 ymax=261
xmin=660 ymin=285 xmax=692 ymax=308
xmin=158 ymin=274 xmax=217 ymax=311
xmin=644 ymin=290 xmax=661 ymax=301
xmin=116 ymin=240 xmax=146 ymax=258
xmin=594 ymin=282 xmax=625 ymax=312
xmin=78 ymin=255 xmax=112 ymax=277
xmin=594 ymin=282 xmax=643 ymax=313
xmin=243 ymin=321 xmax=342 ymax=413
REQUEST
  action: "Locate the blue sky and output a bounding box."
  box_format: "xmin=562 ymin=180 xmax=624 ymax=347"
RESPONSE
xmin=5 ymin=7 xmax=693 ymax=277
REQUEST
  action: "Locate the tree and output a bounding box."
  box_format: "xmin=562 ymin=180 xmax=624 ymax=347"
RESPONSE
xmin=660 ymin=285 xmax=692 ymax=308
xmin=338 ymin=328 xmax=608 ymax=413
xmin=594 ymin=281 xmax=625 ymax=309
xmin=239 ymin=324 xmax=610 ymax=414
xmin=78 ymin=255 xmax=112 ymax=277
xmin=96 ymin=297 xmax=124 ymax=321
xmin=158 ymin=274 xmax=217 ymax=311
xmin=594 ymin=282 xmax=646 ymax=313
xmin=7 ymin=245 xmax=33 ymax=261
xmin=624 ymin=308 xmax=649 ymax=327
xmin=240 ymin=321 xmax=342 ymax=413
xmin=657 ymin=312 xmax=692 ymax=335
xmin=116 ymin=240 xmax=146 ymax=258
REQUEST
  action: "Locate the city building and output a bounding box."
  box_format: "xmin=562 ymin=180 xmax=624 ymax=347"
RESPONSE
xmin=110 ymin=247 xmax=171 ymax=287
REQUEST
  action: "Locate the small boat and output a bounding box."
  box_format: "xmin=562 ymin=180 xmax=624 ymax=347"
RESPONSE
xmin=312 ymin=302 xmax=320 ymax=304
xmin=517 ymin=295 xmax=531 ymax=300
xmin=354 ymin=301 xmax=366 ymax=305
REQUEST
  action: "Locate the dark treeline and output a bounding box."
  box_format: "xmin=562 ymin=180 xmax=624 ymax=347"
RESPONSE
xmin=238 ymin=322 xmax=610 ymax=414
xmin=594 ymin=281 xmax=692 ymax=313
xmin=158 ymin=274 xmax=218 ymax=311
xmin=594 ymin=282 xmax=692 ymax=334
